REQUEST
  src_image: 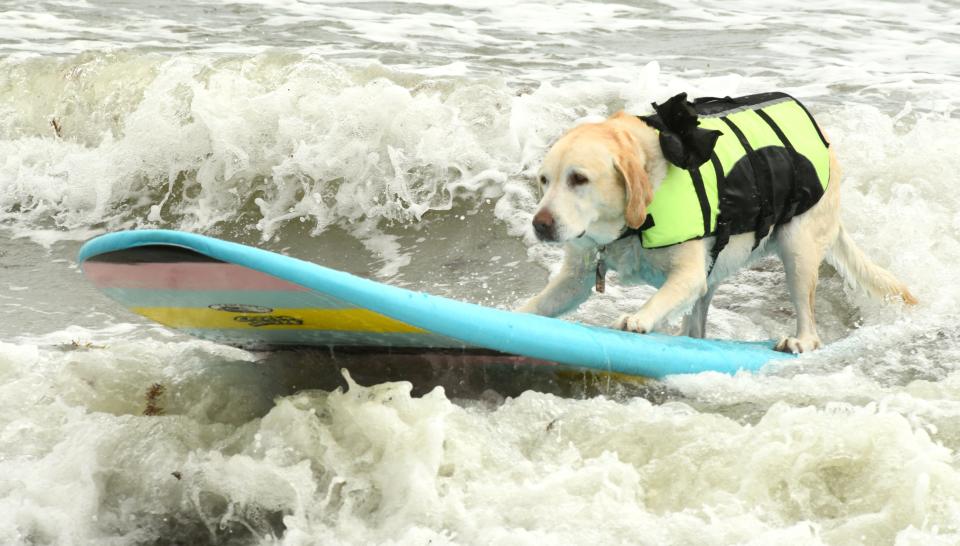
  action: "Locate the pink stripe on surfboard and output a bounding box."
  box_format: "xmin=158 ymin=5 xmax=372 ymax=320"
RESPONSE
xmin=82 ymin=261 xmax=310 ymax=291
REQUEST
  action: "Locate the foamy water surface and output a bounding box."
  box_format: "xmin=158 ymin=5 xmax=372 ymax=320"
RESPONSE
xmin=2 ymin=1 xmax=960 ymax=544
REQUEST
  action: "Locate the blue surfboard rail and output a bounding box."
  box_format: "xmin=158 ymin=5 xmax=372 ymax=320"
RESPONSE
xmin=78 ymin=230 xmax=794 ymax=378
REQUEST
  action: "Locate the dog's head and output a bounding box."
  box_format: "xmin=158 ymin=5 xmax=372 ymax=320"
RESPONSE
xmin=532 ymin=111 xmax=664 ymax=246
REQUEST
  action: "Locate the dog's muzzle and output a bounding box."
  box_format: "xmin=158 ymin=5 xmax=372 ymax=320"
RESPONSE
xmin=532 ymin=209 xmax=557 ymax=242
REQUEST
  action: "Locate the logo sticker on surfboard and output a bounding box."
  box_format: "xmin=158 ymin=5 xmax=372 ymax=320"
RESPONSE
xmin=209 ymin=304 xmax=273 ymax=313
xmin=233 ymin=315 xmax=304 ymax=327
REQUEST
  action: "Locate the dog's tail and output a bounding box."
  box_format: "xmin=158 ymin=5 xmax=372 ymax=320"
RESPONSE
xmin=826 ymin=224 xmax=917 ymax=304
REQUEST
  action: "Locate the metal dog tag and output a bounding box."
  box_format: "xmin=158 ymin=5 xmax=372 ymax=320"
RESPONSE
xmin=595 ymin=259 xmax=607 ymax=293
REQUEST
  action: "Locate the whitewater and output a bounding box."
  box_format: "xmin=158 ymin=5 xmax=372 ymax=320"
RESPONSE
xmin=1 ymin=0 xmax=960 ymax=544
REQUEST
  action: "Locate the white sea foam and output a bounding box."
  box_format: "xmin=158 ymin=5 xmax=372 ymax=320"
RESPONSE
xmin=3 ymin=335 xmax=960 ymax=544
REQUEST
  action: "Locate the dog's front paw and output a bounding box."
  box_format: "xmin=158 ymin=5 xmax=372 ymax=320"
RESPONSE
xmin=614 ymin=313 xmax=653 ymax=334
xmin=515 ymin=299 xmax=545 ymax=315
xmin=775 ymin=335 xmax=822 ymax=354
xmin=515 ymin=302 xmax=535 ymax=314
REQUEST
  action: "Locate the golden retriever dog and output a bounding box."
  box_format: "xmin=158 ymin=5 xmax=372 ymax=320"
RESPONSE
xmin=518 ymin=94 xmax=915 ymax=353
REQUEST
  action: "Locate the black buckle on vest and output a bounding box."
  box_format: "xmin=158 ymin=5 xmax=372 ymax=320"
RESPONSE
xmin=614 ymin=214 xmax=655 ymax=243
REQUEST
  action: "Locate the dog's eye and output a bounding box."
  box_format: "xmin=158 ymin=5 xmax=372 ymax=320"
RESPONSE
xmin=569 ymin=171 xmax=589 ymax=186
xmin=539 ymin=175 xmax=548 ymax=186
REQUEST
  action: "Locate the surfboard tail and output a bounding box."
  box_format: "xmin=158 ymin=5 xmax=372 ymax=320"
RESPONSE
xmin=827 ymin=224 xmax=917 ymax=305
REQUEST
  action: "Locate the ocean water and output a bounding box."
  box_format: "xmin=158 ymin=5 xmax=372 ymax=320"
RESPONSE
xmin=2 ymin=0 xmax=960 ymax=544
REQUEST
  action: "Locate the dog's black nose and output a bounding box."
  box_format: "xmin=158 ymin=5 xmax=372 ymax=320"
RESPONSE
xmin=532 ymin=209 xmax=556 ymax=241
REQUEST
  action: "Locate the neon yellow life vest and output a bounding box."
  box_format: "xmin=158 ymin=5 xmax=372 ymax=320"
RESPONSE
xmin=637 ymin=93 xmax=831 ymax=253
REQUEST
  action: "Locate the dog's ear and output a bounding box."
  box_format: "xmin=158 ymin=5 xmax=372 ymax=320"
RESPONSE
xmin=612 ymin=129 xmax=653 ymax=229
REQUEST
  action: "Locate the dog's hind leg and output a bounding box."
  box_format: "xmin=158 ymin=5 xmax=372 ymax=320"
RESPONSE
xmin=681 ymin=283 xmax=718 ymax=339
xmin=774 ymin=225 xmax=826 ymax=353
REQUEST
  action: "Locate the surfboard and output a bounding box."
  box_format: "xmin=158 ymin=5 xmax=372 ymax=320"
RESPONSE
xmin=78 ymin=230 xmax=794 ymax=379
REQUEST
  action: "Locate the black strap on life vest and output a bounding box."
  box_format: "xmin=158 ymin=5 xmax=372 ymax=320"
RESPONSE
xmin=755 ymin=109 xmax=798 ymax=226
xmin=755 ymin=109 xmax=794 ymax=151
xmin=792 ymin=100 xmax=830 ymax=148
xmin=720 ymin=116 xmax=773 ymax=251
xmin=707 ymin=153 xmax=727 ymax=275
xmin=689 ymin=167 xmax=712 ymax=240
